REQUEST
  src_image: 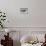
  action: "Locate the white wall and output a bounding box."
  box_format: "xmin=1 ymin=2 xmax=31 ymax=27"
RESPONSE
xmin=1 ymin=0 xmax=46 ymax=30
xmin=31 ymin=0 xmax=46 ymax=27
xmin=0 ymin=0 xmax=31 ymax=27
xmin=0 ymin=0 xmax=46 ymax=27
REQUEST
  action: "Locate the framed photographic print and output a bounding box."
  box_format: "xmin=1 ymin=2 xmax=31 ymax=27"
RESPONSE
xmin=20 ymin=8 xmax=28 ymax=14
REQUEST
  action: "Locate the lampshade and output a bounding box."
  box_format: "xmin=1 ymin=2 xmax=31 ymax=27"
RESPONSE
xmin=5 ymin=29 xmax=10 ymax=33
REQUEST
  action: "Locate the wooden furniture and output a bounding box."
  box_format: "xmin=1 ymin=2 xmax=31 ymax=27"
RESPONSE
xmin=1 ymin=33 xmax=13 ymax=46
xmin=41 ymin=34 xmax=46 ymax=46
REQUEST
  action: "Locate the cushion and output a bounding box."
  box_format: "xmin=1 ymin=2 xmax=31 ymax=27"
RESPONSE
xmin=20 ymin=35 xmax=37 ymax=43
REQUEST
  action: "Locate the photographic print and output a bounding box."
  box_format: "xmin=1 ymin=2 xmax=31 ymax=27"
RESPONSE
xmin=20 ymin=8 xmax=28 ymax=14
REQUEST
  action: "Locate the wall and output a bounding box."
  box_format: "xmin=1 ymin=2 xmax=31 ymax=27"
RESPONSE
xmin=31 ymin=0 xmax=46 ymax=27
xmin=0 ymin=0 xmax=46 ymax=27
xmin=0 ymin=0 xmax=31 ymax=27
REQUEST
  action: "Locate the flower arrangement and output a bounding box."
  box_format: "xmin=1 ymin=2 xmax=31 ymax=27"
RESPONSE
xmin=0 ymin=10 xmax=6 ymax=28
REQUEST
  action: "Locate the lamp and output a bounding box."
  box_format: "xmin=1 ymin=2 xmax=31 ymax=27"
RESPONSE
xmin=5 ymin=29 xmax=9 ymax=33
xmin=5 ymin=29 xmax=10 ymax=37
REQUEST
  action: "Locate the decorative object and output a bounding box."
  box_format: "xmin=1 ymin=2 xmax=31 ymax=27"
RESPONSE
xmin=41 ymin=34 xmax=46 ymax=46
xmin=5 ymin=29 xmax=10 ymax=36
xmin=5 ymin=29 xmax=10 ymax=33
xmin=0 ymin=10 xmax=6 ymax=28
xmin=20 ymin=8 xmax=28 ymax=14
xmin=1 ymin=32 xmax=13 ymax=46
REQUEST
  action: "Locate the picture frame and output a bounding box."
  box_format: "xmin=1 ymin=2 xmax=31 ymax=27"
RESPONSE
xmin=20 ymin=8 xmax=28 ymax=14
